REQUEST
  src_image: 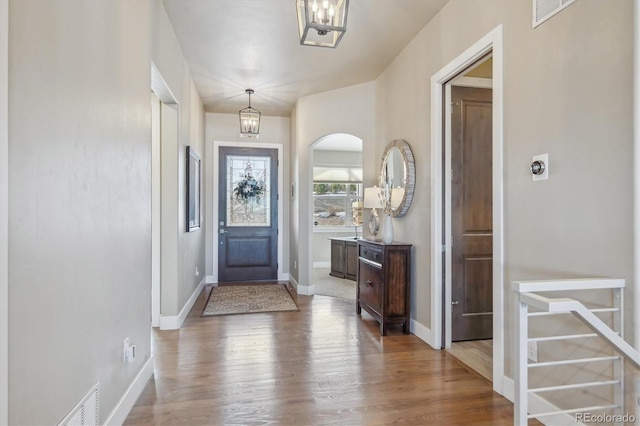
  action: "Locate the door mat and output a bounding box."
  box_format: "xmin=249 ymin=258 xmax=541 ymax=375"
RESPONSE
xmin=202 ymin=284 xmax=299 ymax=317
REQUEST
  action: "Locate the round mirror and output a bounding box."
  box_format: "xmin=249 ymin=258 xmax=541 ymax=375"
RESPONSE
xmin=379 ymin=139 xmax=415 ymax=217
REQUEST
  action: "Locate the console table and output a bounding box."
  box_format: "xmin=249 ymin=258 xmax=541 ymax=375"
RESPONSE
xmin=329 ymin=237 xmax=358 ymax=281
xmin=356 ymin=240 xmax=412 ymax=335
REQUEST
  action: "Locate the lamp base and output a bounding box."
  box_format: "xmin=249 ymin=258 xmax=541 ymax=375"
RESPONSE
xmin=367 ymin=209 xmax=379 ymax=237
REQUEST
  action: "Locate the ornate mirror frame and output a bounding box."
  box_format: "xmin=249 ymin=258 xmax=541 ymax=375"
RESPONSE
xmin=379 ymin=139 xmax=415 ymax=217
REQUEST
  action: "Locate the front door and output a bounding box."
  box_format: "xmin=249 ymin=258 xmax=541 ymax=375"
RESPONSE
xmin=218 ymin=147 xmax=278 ymax=282
xmin=451 ymin=86 xmax=493 ymax=341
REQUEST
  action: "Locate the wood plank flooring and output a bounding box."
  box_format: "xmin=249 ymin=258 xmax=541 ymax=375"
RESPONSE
xmin=446 ymin=339 xmax=493 ymax=382
xmin=125 ymin=284 xmax=523 ymax=425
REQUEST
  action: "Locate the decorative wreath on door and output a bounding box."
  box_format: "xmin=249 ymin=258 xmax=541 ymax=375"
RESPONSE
xmin=233 ymin=172 xmax=266 ymax=202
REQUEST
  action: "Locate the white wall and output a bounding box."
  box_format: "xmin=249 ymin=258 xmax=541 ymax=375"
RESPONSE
xmin=290 ymin=82 xmax=376 ymax=291
xmin=152 ymin=2 xmax=206 ymax=318
xmin=8 ymin=1 xmax=153 ymax=423
xmin=205 ymin=113 xmax=290 ymax=278
xmin=375 ymin=0 xmax=634 ymax=380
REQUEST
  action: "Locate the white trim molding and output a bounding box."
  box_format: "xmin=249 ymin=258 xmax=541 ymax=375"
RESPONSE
xmin=430 ymin=25 xmax=505 ymax=395
xmin=0 ymin=0 xmax=9 ymax=422
xmin=103 ymin=356 xmax=155 ymax=426
xmin=410 ymin=320 xmax=434 ymax=348
xmin=159 ymin=278 xmax=206 ymax=330
xmin=211 ymin=141 xmax=284 ymax=283
xmin=289 ymin=274 xmax=314 ymax=296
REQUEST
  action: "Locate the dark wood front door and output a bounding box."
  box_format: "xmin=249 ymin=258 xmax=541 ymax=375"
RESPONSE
xmin=451 ymin=86 xmax=493 ymax=341
xmin=218 ymin=147 xmax=278 ymax=282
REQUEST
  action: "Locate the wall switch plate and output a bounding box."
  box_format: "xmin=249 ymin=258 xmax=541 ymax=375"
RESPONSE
xmin=123 ymin=338 xmax=130 ymax=362
xmin=527 ymin=341 xmax=538 ymax=362
xmin=532 ymin=153 xmax=549 ymax=181
xmin=195 ymin=266 xmax=199 ymax=276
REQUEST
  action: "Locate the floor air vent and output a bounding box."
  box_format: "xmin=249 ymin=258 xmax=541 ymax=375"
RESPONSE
xmin=533 ymin=0 xmax=575 ymax=28
xmin=58 ymin=383 xmax=99 ymax=426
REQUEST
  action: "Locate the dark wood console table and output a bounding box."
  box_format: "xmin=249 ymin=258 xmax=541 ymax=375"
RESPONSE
xmin=329 ymin=237 xmax=358 ymax=281
xmin=356 ymin=240 xmax=412 ymax=335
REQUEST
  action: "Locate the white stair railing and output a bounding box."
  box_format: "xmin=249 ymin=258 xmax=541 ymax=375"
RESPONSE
xmin=512 ymin=278 xmax=637 ymax=425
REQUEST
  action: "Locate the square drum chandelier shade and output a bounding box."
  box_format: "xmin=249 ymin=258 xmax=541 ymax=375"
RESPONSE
xmin=296 ymin=0 xmax=349 ymax=48
xmin=239 ymin=89 xmax=260 ymax=138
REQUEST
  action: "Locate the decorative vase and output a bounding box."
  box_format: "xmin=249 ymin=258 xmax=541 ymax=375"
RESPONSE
xmin=382 ymin=214 xmax=394 ymax=244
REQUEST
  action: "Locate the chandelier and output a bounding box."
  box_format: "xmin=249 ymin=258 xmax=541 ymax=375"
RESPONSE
xmin=296 ymin=0 xmax=349 ymax=48
xmin=239 ymin=89 xmax=260 ymax=138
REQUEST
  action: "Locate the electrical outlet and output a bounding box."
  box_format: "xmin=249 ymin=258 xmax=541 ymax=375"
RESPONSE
xmin=123 ymin=338 xmax=130 ymax=363
xmin=195 ymin=266 xmax=199 ymax=276
xmin=527 ymin=341 xmax=538 ymax=362
xmin=294 ymin=260 xmax=297 ymax=269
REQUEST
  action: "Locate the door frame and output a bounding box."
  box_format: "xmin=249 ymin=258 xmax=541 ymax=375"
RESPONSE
xmin=212 ymin=141 xmax=284 ymax=283
xmin=150 ymin=63 xmax=178 ymax=327
xmin=430 ymin=25 xmax=505 ymax=394
xmin=1 ymin=0 xmax=8 ymax=421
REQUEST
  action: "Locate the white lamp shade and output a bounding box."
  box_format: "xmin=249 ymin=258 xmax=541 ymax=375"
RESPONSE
xmin=363 ymin=187 xmax=382 ymax=208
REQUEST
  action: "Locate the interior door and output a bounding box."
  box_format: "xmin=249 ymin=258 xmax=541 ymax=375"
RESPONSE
xmin=218 ymin=147 xmax=278 ymax=282
xmin=451 ymin=86 xmax=493 ymax=341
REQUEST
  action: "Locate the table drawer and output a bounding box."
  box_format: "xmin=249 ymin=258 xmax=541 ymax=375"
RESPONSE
xmin=358 ymin=260 xmax=382 ymax=313
xmin=359 ymin=244 xmax=383 ymax=265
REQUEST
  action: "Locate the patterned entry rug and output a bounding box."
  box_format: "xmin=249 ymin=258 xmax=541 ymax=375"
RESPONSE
xmin=202 ymin=284 xmax=299 ymax=317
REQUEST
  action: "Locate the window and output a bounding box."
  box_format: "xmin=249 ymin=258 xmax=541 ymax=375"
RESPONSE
xmin=313 ymin=183 xmax=363 ymax=228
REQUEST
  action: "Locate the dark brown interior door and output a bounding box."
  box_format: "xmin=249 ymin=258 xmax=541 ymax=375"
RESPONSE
xmin=218 ymin=147 xmax=278 ymax=282
xmin=451 ymin=85 xmax=493 ymax=341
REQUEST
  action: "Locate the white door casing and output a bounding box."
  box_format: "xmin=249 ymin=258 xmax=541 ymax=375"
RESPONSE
xmin=430 ymin=25 xmax=505 ymax=395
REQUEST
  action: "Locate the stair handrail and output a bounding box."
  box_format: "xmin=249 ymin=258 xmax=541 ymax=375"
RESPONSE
xmin=520 ymin=292 xmax=640 ymax=369
xmin=512 ymin=278 xmax=628 ymax=425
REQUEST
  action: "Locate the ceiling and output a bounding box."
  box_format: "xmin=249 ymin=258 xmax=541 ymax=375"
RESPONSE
xmin=163 ymin=0 xmax=449 ymax=117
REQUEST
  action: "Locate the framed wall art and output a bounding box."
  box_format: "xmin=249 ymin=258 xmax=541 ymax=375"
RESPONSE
xmin=186 ymin=146 xmax=201 ymax=232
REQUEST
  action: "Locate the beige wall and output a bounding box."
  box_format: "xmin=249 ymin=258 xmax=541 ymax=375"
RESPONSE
xmin=375 ymin=0 xmax=634 ymax=379
xmin=8 ymin=1 xmax=153 ymax=423
xmin=152 ymin=2 xmax=206 ymax=317
xmin=205 ymin=113 xmax=291 ymax=278
xmin=290 ymin=82 xmax=376 ymax=291
xmin=7 ymin=0 xmax=206 ymax=423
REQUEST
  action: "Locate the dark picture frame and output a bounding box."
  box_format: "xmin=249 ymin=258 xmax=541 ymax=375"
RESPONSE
xmin=186 ymin=146 xmax=201 ymax=232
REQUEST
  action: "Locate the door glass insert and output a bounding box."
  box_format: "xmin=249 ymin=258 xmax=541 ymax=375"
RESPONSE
xmin=227 ymin=155 xmax=271 ymax=226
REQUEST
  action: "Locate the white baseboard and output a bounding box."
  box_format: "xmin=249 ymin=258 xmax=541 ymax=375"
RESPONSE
xmin=410 ymin=319 xmax=436 ymax=348
xmin=205 ymin=275 xmax=216 ymax=284
xmin=103 ymin=355 xmax=154 ymax=425
xmin=289 ymin=275 xmax=314 ymax=295
xmin=296 ymin=281 xmax=314 ymax=296
xmin=502 ymin=376 xmax=579 ymax=425
xmin=159 ymin=278 xmax=206 ymax=330
xmin=313 ymin=261 xmax=330 ymax=268
xmin=280 ymin=272 xmax=290 ymax=281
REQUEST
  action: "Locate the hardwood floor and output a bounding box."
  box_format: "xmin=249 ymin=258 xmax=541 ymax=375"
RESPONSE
xmin=125 ymin=284 xmax=522 ymax=425
xmin=446 ymin=339 xmax=493 ymax=382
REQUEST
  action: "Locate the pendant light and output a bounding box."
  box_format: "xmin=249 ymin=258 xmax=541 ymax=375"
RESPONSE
xmin=296 ymin=0 xmax=349 ymax=48
xmin=239 ymin=89 xmax=260 ymax=138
